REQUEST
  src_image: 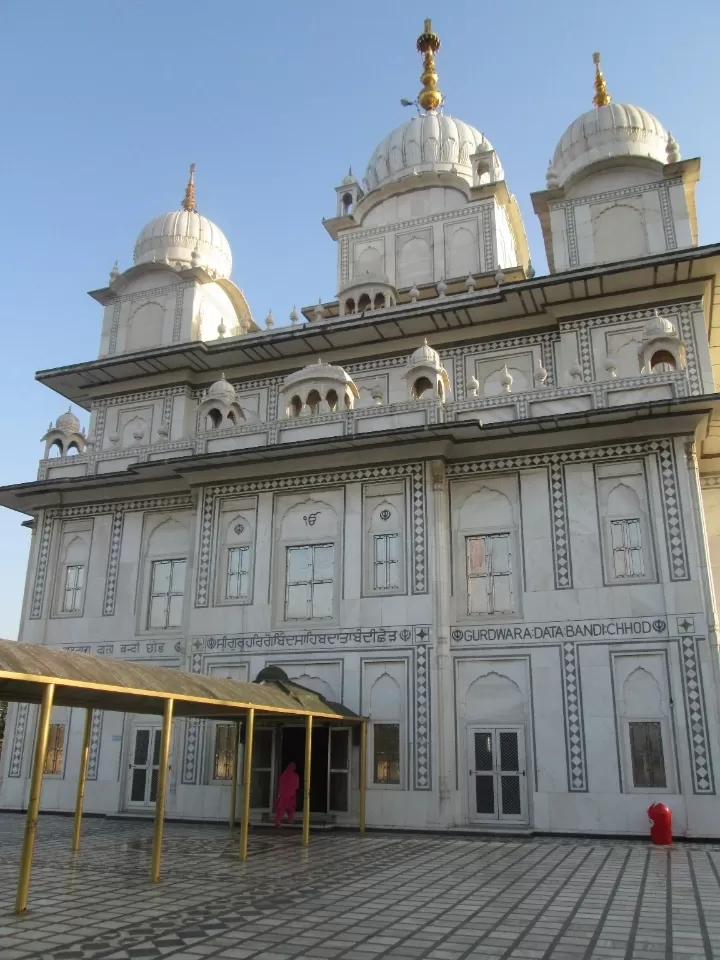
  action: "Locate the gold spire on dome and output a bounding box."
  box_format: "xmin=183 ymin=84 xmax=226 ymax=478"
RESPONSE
xmin=416 ymin=18 xmax=443 ymax=113
xmin=592 ymin=52 xmax=611 ymax=107
xmin=181 ymin=163 xmax=197 ymax=212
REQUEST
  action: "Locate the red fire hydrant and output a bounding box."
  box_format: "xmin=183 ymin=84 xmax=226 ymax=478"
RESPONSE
xmin=648 ymin=802 xmax=672 ymax=845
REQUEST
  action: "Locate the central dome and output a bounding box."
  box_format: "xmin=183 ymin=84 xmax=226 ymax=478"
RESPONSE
xmin=363 ymin=114 xmax=493 ymax=193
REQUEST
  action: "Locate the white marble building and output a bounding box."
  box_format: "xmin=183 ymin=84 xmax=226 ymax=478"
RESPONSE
xmin=2 ymin=23 xmax=720 ymax=837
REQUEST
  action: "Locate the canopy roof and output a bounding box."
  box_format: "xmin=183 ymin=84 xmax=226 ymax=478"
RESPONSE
xmin=0 ymin=639 xmax=360 ymax=721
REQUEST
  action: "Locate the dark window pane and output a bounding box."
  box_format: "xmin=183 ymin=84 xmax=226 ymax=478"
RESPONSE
xmin=330 ymin=729 xmax=349 ymax=770
xmin=150 ymin=767 xmax=159 ymax=803
xmin=501 ymin=775 xmax=522 ymax=815
xmin=374 ymin=724 xmax=400 ymax=784
xmin=134 ymin=729 xmax=150 ymax=765
xmin=499 ymin=732 xmax=519 ymax=771
xmin=131 ymin=768 xmax=146 ymax=802
xmin=329 ymin=772 xmax=348 ymax=811
xmin=474 ymin=732 xmax=493 ymax=771
xmin=152 ymin=729 xmax=162 ymax=766
xmin=214 ymin=724 xmax=234 ymax=780
xmin=630 ymin=721 xmax=667 ymax=788
xmin=251 ymin=769 xmax=271 ymax=809
xmin=252 ymin=729 xmax=273 ymax=768
xmin=475 ymin=775 xmax=495 ymax=814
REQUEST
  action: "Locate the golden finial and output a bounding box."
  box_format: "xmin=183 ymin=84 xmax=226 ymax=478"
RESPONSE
xmin=592 ymin=52 xmax=611 ymax=107
xmin=416 ymin=18 xmax=443 ymax=113
xmin=182 ymin=163 xmax=196 ymax=212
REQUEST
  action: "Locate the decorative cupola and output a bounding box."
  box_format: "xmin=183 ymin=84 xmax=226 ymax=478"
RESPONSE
xmin=532 ymin=53 xmax=700 ymax=273
xmin=639 ymin=309 xmax=685 ymax=373
xmin=404 ymin=340 xmax=451 ymax=401
xmin=335 ymin=169 xmax=364 ymax=219
xmin=42 ymin=409 xmax=86 ymax=458
xmin=281 ymin=360 xmax=360 ymax=418
xmin=338 ymin=274 xmax=398 ymax=317
xmin=197 ymin=375 xmax=245 ymax=430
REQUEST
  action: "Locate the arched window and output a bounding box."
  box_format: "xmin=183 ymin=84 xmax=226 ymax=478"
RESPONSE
xmin=326 ymin=389 xmax=338 ymax=413
xmin=358 ymin=293 xmax=371 ymax=312
xmin=437 ymin=381 xmax=444 ymax=400
xmin=345 ymin=298 xmax=355 ymax=314
xmin=49 ymin=440 xmax=63 ymax=458
xmin=344 ymin=392 xmax=352 ymax=409
xmin=66 ymin=443 xmax=80 ymax=456
xmin=226 ymin=410 xmax=236 ymax=425
xmin=373 ymin=293 xmax=385 ymax=309
xmin=289 ymin=395 xmax=302 ymax=418
xmin=206 ymin=408 xmax=223 ymax=430
xmin=412 ymin=376 xmax=434 ymax=400
xmin=307 ymin=390 xmax=321 ymax=415
xmin=650 ymin=350 xmax=676 ymax=373
xmin=342 ymin=193 xmax=353 ymax=215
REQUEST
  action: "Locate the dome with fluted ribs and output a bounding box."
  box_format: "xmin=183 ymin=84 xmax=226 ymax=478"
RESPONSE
xmin=134 ymin=210 xmax=232 ymax=278
xmin=364 ymin=114 xmax=498 ymax=193
xmin=548 ymin=103 xmax=670 ymax=188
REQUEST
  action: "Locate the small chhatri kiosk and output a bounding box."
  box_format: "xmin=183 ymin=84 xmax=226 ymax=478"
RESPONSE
xmin=0 ymin=638 xmax=367 ymax=914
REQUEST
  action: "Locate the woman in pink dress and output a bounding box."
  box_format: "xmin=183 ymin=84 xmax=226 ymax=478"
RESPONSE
xmin=274 ymin=762 xmax=300 ymax=826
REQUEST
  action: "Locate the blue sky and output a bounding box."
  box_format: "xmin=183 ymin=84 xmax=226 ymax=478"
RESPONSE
xmin=0 ymin=0 xmax=718 ymax=639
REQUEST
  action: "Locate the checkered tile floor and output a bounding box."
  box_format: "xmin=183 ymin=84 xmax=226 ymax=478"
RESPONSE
xmin=2 ymin=814 xmax=720 ymax=959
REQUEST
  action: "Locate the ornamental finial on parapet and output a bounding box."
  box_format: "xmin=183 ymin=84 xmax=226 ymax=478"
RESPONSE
xmin=182 ymin=163 xmax=197 ymax=212
xmin=592 ymin=52 xmax=611 ymax=107
xmin=416 ymin=18 xmax=443 ymax=113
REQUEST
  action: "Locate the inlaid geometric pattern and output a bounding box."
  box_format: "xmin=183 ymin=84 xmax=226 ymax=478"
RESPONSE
xmin=414 ymin=642 xmax=431 ymax=790
xmin=86 ymin=710 xmax=103 ymax=780
xmin=561 ymin=642 xmax=587 ymax=791
xmin=448 ymin=438 xmax=689 ymax=585
xmin=5 ymin=818 xmax=720 ymax=960
xmin=171 ymin=285 xmax=185 ymax=341
xmin=102 ymin=512 xmax=124 ymax=616
xmin=680 ymin=636 xmax=715 ymax=795
xmin=194 ymin=463 xmax=427 ymax=607
xmin=8 ymin=703 xmax=30 ymax=777
xmin=656 ymin=442 xmax=689 ymax=581
xmin=29 ymin=513 xmax=55 ymax=619
xmin=549 ymin=462 xmax=572 ymax=589
xmin=106 ymin=300 xmax=122 ymax=355
xmin=659 ymin=183 xmax=678 ymax=249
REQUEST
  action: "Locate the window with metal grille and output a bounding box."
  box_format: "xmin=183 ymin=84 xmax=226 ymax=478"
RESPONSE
xmin=213 ymin=724 xmax=235 ymax=781
xmin=226 ymin=546 xmax=250 ymax=600
xmin=610 ymin=519 xmax=644 ymax=578
xmin=466 ymin=534 xmax=512 ymax=615
xmin=373 ymin=534 xmax=399 ymax=590
xmin=373 ymin=723 xmax=400 ymax=784
xmin=62 ymin=564 xmax=85 ymax=613
xmin=285 ymin=544 xmax=333 ymax=620
xmin=43 ymin=723 xmax=65 ymax=775
xmin=148 ymin=559 xmax=186 ymax=629
xmin=629 ymin=721 xmax=667 ymax=788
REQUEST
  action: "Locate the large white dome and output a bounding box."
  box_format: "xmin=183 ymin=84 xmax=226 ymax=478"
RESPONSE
xmin=549 ymin=103 xmax=669 ymax=189
xmin=363 ymin=114 xmax=496 ymax=193
xmin=133 ymin=210 xmax=232 ymax=279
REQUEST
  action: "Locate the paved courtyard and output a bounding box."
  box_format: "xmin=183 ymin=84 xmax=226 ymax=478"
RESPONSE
xmin=1 ymin=815 xmax=720 ymax=959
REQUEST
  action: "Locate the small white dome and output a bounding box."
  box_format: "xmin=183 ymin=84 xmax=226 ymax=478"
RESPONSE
xmin=644 ymin=310 xmax=677 ymax=340
xmin=409 ymin=339 xmax=440 ymax=367
xmin=55 ymin=410 xmax=81 ymax=433
xmin=134 ymin=210 xmax=232 ymax=278
xmin=550 ymin=103 xmax=669 ymax=188
xmin=283 ymin=360 xmax=359 ymax=396
xmin=206 ymin=375 xmax=237 ymax=404
xmin=364 ymin=114 xmax=496 ymax=193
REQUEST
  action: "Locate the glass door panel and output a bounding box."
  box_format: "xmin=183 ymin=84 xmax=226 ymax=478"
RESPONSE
xmin=329 ymin=728 xmax=350 ymax=812
xmin=467 ymin=726 xmax=527 ymax=823
xmin=127 ymin=727 xmax=161 ymax=807
xmin=469 ymin=729 xmax=496 ymax=817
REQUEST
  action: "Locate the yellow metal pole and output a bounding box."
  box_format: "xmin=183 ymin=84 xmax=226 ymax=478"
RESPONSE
xmin=302 ymin=714 xmax=313 ymax=848
xmin=72 ymin=708 xmax=93 ymax=853
xmin=359 ymin=720 xmax=367 ymax=834
xmin=239 ymin=709 xmax=255 ymax=861
xmin=15 ymin=683 xmax=55 ymax=914
xmin=228 ymin=720 xmax=240 ymax=830
xmin=150 ymin=698 xmax=174 ymax=883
